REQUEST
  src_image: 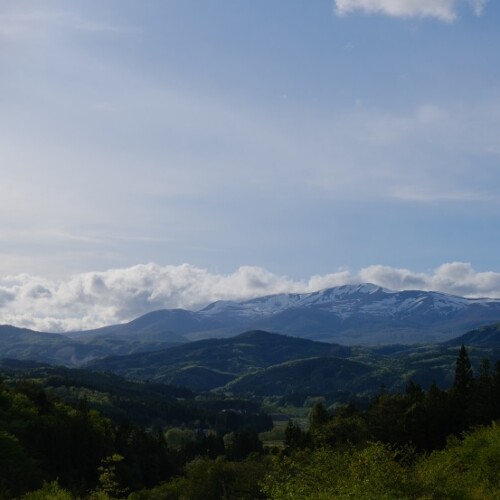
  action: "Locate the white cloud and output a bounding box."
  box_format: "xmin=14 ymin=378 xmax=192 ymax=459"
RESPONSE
xmin=359 ymin=262 xmax=500 ymax=297
xmin=1 ymin=262 xmax=499 ymax=333
xmin=469 ymin=0 xmax=488 ymax=15
xmin=334 ymin=0 xmax=488 ymax=21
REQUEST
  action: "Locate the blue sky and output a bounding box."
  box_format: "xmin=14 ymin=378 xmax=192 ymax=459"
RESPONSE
xmin=1 ymin=0 xmax=500 ymax=329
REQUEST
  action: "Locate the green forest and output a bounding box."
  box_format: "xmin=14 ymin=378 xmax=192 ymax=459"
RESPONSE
xmin=1 ymin=345 xmax=500 ymax=499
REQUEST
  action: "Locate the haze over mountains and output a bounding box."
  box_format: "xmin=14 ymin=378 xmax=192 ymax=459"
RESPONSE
xmin=2 ymin=283 xmax=500 ymax=368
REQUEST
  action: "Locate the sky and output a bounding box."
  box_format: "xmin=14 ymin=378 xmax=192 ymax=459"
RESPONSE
xmin=1 ymin=0 xmax=500 ymax=331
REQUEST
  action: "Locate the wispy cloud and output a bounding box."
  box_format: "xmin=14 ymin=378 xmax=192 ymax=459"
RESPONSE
xmin=334 ymin=0 xmax=489 ymax=22
xmin=0 ymin=262 xmax=499 ymax=332
xmin=0 ymin=6 xmax=137 ymax=42
xmin=469 ymin=0 xmax=488 ymax=15
xmin=300 ymin=100 xmax=500 ymax=204
xmin=389 ymin=187 xmax=496 ymax=203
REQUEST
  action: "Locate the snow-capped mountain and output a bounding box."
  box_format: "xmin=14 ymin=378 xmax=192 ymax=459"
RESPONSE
xmin=199 ymin=284 xmax=488 ymax=320
xmin=72 ymin=284 xmax=500 ymax=345
xmin=200 ymin=284 xmax=388 ymax=317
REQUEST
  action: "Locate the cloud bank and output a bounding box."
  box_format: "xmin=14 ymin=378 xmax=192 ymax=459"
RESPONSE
xmin=334 ymin=0 xmax=488 ymax=21
xmin=1 ymin=262 xmax=500 ymax=333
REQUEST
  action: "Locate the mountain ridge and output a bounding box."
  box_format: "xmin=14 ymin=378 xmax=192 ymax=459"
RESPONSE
xmin=3 ymin=284 xmax=500 ymax=366
xmin=83 ymin=283 xmax=500 ymax=344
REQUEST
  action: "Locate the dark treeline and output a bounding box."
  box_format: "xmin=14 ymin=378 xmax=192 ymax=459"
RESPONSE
xmin=286 ymin=345 xmax=500 ymax=452
xmin=0 ymin=375 xmax=270 ymax=499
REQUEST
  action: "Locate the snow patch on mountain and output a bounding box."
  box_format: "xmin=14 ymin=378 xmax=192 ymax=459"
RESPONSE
xmin=198 ymin=284 xmax=500 ymax=322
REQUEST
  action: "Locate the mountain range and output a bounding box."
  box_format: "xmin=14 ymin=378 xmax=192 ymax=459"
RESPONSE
xmin=69 ymin=283 xmax=500 ymax=345
xmin=188 ymin=284 xmax=500 ymax=343
xmin=2 ymin=283 xmax=500 ymax=367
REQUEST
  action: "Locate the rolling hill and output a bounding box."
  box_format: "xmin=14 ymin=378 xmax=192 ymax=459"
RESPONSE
xmin=87 ymin=326 xmax=500 ymax=401
xmin=0 ymin=324 xmax=184 ymax=366
xmin=87 ymin=330 xmax=354 ymax=390
xmin=444 ymin=322 xmax=500 ymax=348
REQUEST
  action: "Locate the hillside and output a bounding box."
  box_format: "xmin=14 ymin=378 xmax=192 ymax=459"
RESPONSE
xmin=0 ymin=359 xmax=271 ymax=430
xmin=444 ymin=322 xmax=500 ymax=348
xmin=87 ymin=326 xmax=500 ymax=400
xmin=0 ymin=325 xmax=93 ymax=365
xmin=224 ymin=356 xmax=377 ymax=397
xmin=0 ymin=324 xmax=184 ymax=366
xmin=65 ymin=309 xmax=191 ymax=343
xmin=87 ymin=330 xmax=354 ymax=391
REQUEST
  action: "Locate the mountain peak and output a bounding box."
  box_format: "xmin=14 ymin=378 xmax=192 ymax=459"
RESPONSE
xmin=337 ymin=283 xmax=381 ymax=292
xmin=314 ymin=283 xmax=388 ymax=298
xmin=58 ymin=284 xmax=500 ymax=348
xmin=191 ymin=284 xmax=500 ymax=344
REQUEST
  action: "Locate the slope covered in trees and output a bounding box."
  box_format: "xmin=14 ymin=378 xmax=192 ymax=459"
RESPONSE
xmin=86 ymin=328 xmax=500 ymax=404
xmin=2 ymin=345 xmax=500 ymax=498
xmin=0 ymin=373 xmax=271 ymax=498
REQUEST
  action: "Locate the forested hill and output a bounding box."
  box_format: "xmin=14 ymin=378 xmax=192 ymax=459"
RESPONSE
xmin=86 ymin=330 xmax=354 ymax=392
xmin=444 ymin=322 xmax=500 ymax=347
xmin=3 ymin=322 xmax=500 ymax=403
xmin=88 ymin=330 xmax=353 ymax=372
xmin=0 ymin=359 xmax=272 ymax=431
xmin=2 ymin=342 xmax=500 ymax=498
xmin=86 ymin=327 xmax=500 ymax=400
xmin=0 ymin=323 xmax=185 ymax=366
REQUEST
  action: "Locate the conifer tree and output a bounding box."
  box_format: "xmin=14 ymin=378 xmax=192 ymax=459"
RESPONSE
xmin=471 ymin=358 xmax=494 ymax=424
xmin=308 ymin=402 xmax=330 ymax=432
xmin=451 ymin=344 xmax=474 ymax=432
xmin=453 ymin=344 xmax=473 ymax=396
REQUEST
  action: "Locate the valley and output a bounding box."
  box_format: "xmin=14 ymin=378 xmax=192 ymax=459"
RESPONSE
xmin=2 ymin=285 xmax=500 ymax=498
